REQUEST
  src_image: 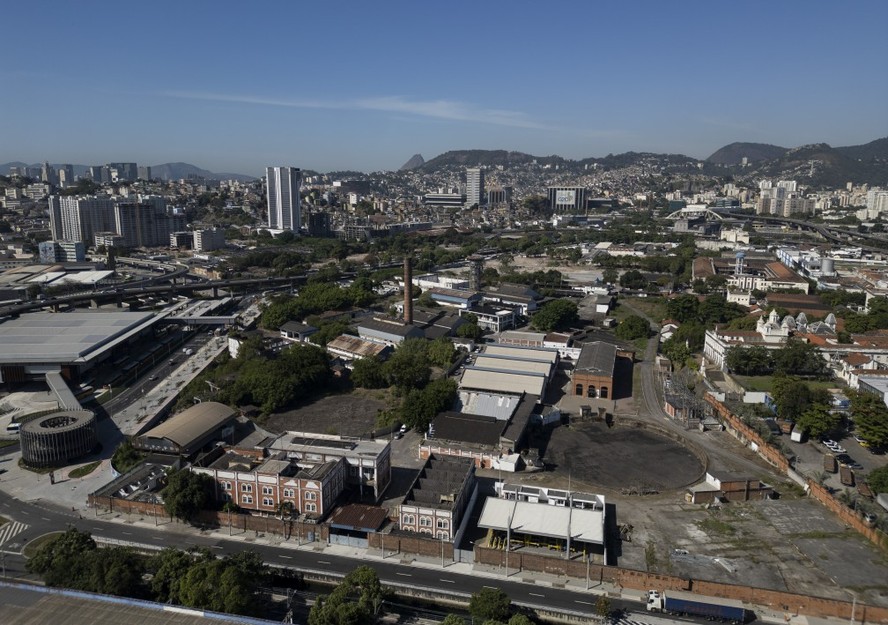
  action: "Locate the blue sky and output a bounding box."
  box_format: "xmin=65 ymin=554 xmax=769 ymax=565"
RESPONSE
xmin=3 ymin=1 xmax=886 ymax=175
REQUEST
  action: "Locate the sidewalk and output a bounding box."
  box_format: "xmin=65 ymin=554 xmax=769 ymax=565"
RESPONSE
xmin=94 ymin=508 xmax=812 ymax=623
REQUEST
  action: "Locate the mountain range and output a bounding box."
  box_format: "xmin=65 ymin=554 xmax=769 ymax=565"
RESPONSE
xmin=2 ymin=136 xmax=886 ymax=186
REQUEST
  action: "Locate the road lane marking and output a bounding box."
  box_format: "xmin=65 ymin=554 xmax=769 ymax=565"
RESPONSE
xmin=19 ymin=511 xmax=28 ymax=515
xmin=151 ymin=536 xmax=163 ymax=541
xmin=396 ymin=572 xmax=412 ymax=577
xmin=41 ymin=517 xmax=50 ymax=521
xmin=210 ymin=545 xmax=223 ymax=549
xmin=439 ymin=579 xmax=455 ymax=584
xmin=575 ymin=600 xmax=593 ymax=605
xmin=318 ymin=560 xmax=330 ymax=564
xmin=122 ymin=532 xmax=133 ymax=535
xmin=529 ymin=593 xmax=545 ymax=597
xmin=279 ymin=555 xmax=292 ymax=559
xmin=483 ymin=585 xmax=498 ymax=589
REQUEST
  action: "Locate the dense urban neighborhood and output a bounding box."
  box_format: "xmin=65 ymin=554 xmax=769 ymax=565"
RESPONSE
xmin=1 ymin=138 xmax=888 ymax=625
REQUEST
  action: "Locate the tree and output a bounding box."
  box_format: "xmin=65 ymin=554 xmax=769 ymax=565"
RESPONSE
xmin=796 ymin=403 xmax=841 ymax=438
xmin=111 ymin=438 xmax=145 ymax=474
xmin=427 ymin=337 xmax=457 ymax=368
xmin=441 ymin=616 xmax=466 ymax=625
xmin=867 ymin=465 xmax=888 ymax=494
xmin=457 ymin=320 xmax=484 ymax=341
xmin=469 ymin=587 xmax=512 ymax=624
xmin=595 ymin=595 xmax=612 ymax=619
xmin=724 ymin=345 xmax=775 ymax=375
xmin=849 ymin=391 xmax=888 ymax=448
xmin=401 ymin=378 xmax=457 ymax=432
xmin=602 ymin=268 xmax=618 ymax=285
xmin=384 ymin=338 xmax=431 ymax=392
xmin=619 ymin=269 xmax=647 ymax=290
xmin=27 ymin=527 xmax=97 ymax=589
xmin=88 ymin=545 xmax=146 ymax=597
xmin=615 ymin=315 xmax=649 ymax=341
xmin=770 ymin=376 xmax=830 ymax=422
xmin=161 ymin=469 xmax=215 ymax=522
xmin=665 ymin=294 xmax=700 ymax=323
xmin=530 ymin=299 xmax=578 ymax=332
xmin=773 ymin=339 xmax=829 ymax=378
xmin=177 ymin=551 xmax=268 ymax=615
xmin=351 ymin=357 xmax=388 ymax=389
xmin=309 ymin=565 xmax=384 ymax=625
xmin=151 ymin=548 xmax=205 ymax=604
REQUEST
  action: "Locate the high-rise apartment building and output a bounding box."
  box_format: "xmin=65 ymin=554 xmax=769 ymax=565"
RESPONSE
xmin=266 ymin=166 xmax=302 ymax=231
xmin=53 ymin=195 xmax=116 ymax=244
xmin=193 ymin=228 xmax=226 ymax=252
xmin=465 ymin=168 xmax=485 ymax=207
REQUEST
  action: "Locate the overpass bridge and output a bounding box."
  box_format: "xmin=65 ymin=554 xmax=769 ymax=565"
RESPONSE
xmin=161 ymin=315 xmax=240 ymax=326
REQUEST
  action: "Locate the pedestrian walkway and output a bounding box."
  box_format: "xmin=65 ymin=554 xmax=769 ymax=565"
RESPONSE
xmin=0 ymin=521 xmax=28 ymax=551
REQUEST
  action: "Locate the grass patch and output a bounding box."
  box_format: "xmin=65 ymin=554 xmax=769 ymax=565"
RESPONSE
xmin=622 ymin=296 xmax=668 ymax=323
xmin=23 ymin=531 xmax=64 ymax=559
xmin=633 ymin=337 xmax=650 ymax=352
xmin=732 ymin=375 xmax=842 ymax=394
xmin=69 ymin=461 xmax=101 ymax=479
xmin=18 ymin=458 xmax=54 ymax=474
xmin=698 ymin=517 xmax=736 ymax=535
xmin=0 ymin=439 xmax=17 ymax=449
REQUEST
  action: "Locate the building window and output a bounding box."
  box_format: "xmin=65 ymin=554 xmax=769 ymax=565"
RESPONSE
xmin=575 ymin=384 xmax=583 ymax=396
xmin=222 ymin=482 xmax=231 ymax=491
xmin=242 ymin=495 xmax=253 ymax=504
xmin=305 ymin=503 xmax=316 ymax=513
xmin=437 ymin=531 xmax=448 ymax=539
xmin=402 ymin=514 xmax=415 ymax=525
xmin=436 ymin=519 xmax=449 ymax=529
xmin=305 ymin=491 xmax=317 ymax=500
xmin=241 ymin=484 xmax=252 ymax=493
xmin=263 ymin=497 xmax=273 ymax=506
xmin=600 ymin=386 xmax=609 ymax=399
xmin=419 ymin=516 xmax=432 ymax=527
xmin=263 ymin=486 xmax=273 ymax=495
xmin=283 ymin=488 xmax=294 ymax=498
xmin=587 ymin=385 xmax=596 ymax=398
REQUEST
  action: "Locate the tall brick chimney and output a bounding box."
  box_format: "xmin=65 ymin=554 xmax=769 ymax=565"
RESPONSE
xmin=403 ymin=256 xmax=413 ymax=325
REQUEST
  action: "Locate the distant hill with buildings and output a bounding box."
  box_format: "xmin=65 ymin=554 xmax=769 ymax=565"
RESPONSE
xmin=147 ymin=162 xmax=256 ymax=182
xmin=706 ymin=142 xmax=788 ymax=165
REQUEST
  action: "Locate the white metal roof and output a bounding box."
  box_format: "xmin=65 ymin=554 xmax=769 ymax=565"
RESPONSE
xmin=459 ymin=368 xmax=546 ymax=397
xmin=477 ymin=497 xmax=605 ymax=545
xmin=473 ymin=355 xmax=552 ymax=377
xmin=483 ymin=344 xmax=558 ymax=364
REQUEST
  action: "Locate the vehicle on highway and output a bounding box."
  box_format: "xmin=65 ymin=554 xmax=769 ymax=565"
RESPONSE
xmin=646 ymin=590 xmax=749 ymax=623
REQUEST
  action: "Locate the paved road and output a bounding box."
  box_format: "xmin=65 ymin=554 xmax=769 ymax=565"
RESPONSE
xmin=0 ymin=490 xmax=652 ymax=621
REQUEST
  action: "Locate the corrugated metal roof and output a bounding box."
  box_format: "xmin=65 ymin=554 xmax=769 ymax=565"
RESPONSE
xmin=477 ymin=497 xmax=604 ymax=545
xmin=474 ymin=355 xmax=552 ymax=377
xmin=140 ymin=402 xmax=235 ymax=449
xmin=456 ymin=391 xmax=520 ymax=420
xmin=482 ymin=344 xmax=558 ymax=364
xmin=459 ymin=368 xmax=546 ymax=397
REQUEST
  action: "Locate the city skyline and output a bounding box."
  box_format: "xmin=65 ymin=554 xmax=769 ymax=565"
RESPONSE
xmin=2 ymin=1 xmax=886 ymax=175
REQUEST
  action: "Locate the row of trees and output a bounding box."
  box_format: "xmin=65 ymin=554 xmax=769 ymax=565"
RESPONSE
xmin=260 ymin=279 xmax=377 ymax=330
xmin=666 ymin=293 xmax=746 ymax=327
xmin=724 ymin=340 xmax=829 ymax=378
xmin=27 ymin=529 xmax=270 ymax=616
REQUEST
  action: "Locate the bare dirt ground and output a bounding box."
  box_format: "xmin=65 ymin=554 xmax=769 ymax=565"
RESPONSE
xmin=263 ymin=389 xmax=392 ymax=437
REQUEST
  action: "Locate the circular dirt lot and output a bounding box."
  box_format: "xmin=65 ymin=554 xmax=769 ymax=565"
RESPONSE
xmin=542 ymin=421 xmax=705 ymax=493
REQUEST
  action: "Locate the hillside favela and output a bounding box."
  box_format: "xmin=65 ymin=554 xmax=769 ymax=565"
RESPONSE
xmin=2 ymin=4 xmax=888 ymax=625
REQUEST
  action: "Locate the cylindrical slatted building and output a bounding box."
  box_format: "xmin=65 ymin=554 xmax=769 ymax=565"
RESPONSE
xmin=20 ymin=410 xmax=97 ymax=468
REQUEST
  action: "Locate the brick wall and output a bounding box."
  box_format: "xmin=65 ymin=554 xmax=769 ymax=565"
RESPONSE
xmin=704 ymin=394 xmax=790 ymax=471
xmin=475 ymin=546 xmax=888 ymax=622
